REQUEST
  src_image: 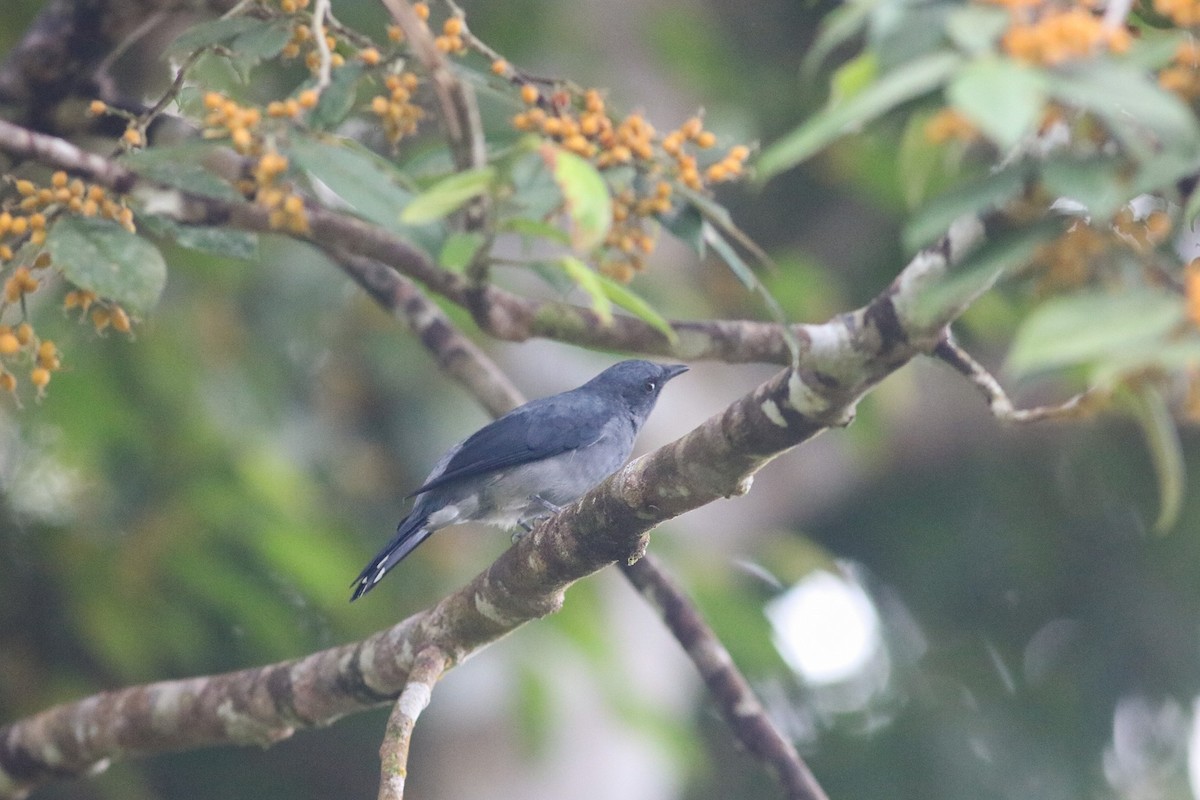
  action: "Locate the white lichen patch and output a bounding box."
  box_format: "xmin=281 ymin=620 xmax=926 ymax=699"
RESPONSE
xmin=473 ymin=591 xmax=516 ymax=626
xmin=396 ymin=682 xmax=432 ymax=718
xmin=150 ymin=683 xmax=194 ymax=733
xmin=786 ymin=370 xmax=825 ymax=415
xmin=760 ymin=398 xmax=787 ymax=427
xmin=216 ymin=699 xmax=279 ymax=744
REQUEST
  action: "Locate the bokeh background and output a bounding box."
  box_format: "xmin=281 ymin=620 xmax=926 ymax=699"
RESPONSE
xmin=3 ymin=0 xmax=1200 ymax=798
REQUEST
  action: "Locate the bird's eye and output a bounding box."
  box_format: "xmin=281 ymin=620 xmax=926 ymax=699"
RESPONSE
xmin=644 ymin=380 xmax=657 ymax=393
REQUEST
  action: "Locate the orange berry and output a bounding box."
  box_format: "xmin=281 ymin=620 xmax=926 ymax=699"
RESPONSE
xmin=0 ymin=372 xmax=14 ymax=393
xmin=88 ymin=100 xmax=107 ymax=115
xmin=413 ymin=2 xmax=430 ymax=21
xmin=111 ymin=306 xmax=132 ymax=334
xmin=696 ymin=131 xmax=717 ymax=149
xmin=443 ymin=17 xmax=463 ymax=36
xmin=387 ymin=25 xmax=404 ymax=42
xmin=360 ymin=47 xmax=381 ymax=66
xmin=14 ymin=180 xmax=35 ymax=197
xmin=51 ymin=171 xmax=68 ymax=188
xmin=92 ymin=308 xmax=111 ymax=332
xmin=491 ymin=59 xmax=508 ymax=75
xmin=15 ymin=323 xmax=33 ymax=345
xmin=298 ymin=89 xmax=319 ymax=109
xmin=30 ymin=367 xmax=50 ymax=390
xmin=0 ymin=333 xmax=19 ymax=355
xmin=520 ymin=84 xmax=540 ymax=105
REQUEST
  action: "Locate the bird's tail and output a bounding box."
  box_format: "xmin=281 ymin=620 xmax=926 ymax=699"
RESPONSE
xmin=349 ymin=514 xmax=434 ymax=601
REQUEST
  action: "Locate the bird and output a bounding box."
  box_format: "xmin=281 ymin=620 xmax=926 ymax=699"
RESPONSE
xmin=350 ymin=360 xmax=688 ymax=601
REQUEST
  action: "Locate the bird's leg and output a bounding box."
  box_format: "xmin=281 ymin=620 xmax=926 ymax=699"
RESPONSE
xmin=531 ymin=494 xmax=564 ymax=514
xmin=512 ymin=495 xmax=565 ymax=542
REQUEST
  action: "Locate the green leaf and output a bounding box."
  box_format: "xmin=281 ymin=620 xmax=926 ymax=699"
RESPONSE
xmin=1047 ymin=62 xmax=1200 ymax=158
xmin=137 ymin=213 xmax=258 ymax=261
xmin=400 ymin=166 xmax=496 ymax=224
xmin=904 ymin=164 xmax=1028 ymax=251
xmin=540 ymin=143 xmax=613 ymax=252
xmin=554 ymin=256 xmax=612 ymax=324
xmin=46 ymin=217 xmax=167 ymax=314
xmin=802 ymin=0 xmax=872 ymax=78
xmin=1124 ymin=384 xmax=1185 ymax=535
xmin=943 ymin=5 xmax=1011 ymax=54
xmin=229 ymin=20 xmax=292 ymax=63
xmin=897 ymin=110 xmax=967 ymax=208
xmin=831 ymin=53 xmax=878 ymax=103
xmin=1006 ymin=289 xmax=1185 ymax=377
xmin=438 ymin=231 xmax=487 ymax=271
xmin=310 ymin=64 xmax=365 ymax=130
xmin=166 ymin=16 xmax=262 ymax=55
xmin=120 ymin=144 xmax=240 ymax=200
xmin=1041 ymin=156 xmax=1129 ymax=220
xmin=498 ymin=217 xmax=571 ymax=247
xmin=758 ymin=50 xmax=962 ymax=179
xmin=662 ymin=202 xmax=705 ymax=254
xmin=593 ymin=274 xmax=677 ymax=343
xmin=289 ymin=136 xmax=414 ymax=228
xmin=947 ymin=57 xmax=1046 ymax=150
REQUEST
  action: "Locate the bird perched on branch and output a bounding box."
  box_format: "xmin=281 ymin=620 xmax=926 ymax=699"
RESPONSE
xmin=351 ymin=360 xmax=688 ymax=600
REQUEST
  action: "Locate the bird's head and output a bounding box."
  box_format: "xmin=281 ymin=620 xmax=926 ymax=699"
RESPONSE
xmin=588 ymin=360 xmax=688 ymax=421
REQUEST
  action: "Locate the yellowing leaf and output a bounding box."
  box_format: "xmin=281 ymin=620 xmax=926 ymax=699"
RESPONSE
xmin=540 ymin=143 xmax=612 ymax=252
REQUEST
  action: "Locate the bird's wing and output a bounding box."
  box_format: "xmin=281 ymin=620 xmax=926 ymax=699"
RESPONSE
xmin=408 ymin=392 xmax=609 ymax=496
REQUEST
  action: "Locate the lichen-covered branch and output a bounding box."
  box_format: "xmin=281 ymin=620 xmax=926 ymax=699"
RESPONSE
xmin=377 ymin=647 xmax=446 ymax=800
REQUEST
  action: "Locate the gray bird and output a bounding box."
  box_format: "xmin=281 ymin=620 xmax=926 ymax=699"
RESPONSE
xmin=351 ymin=360 xmax=688 ymax=600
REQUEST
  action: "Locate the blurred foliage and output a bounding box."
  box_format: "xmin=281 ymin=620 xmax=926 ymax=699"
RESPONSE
xmin=4 ymin=0 xmax=1200 ymax=799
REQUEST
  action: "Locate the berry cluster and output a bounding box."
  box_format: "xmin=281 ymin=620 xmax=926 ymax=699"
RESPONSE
xmin=369 ymin=73 xmax=425 ymax=146
xmin=1154 ymin=0 xmax=1200 ymax=27
xmin=280 ymin=17 xmax=347 ymax=73
xmin=924 ymin=108 xmax=980 ymax=144
xmin=996 ymin=5 xmax=1131 ymax=65
xmin=0 ymin=321 xmax=60 ymax=398
xmin=203 ymin=92 xmax=265 ymax=156
xmin=511 ymin=82 xmax=750 ymax=279
xmin=254 ymin=150 xmax=310 ymax=235
xmin=1159 ymin=40 xmax=1200 ymax=99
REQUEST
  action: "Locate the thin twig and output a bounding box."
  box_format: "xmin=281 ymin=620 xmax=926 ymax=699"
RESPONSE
xmin=378 ymin=0 xmax=484 ymax=173
xmin=377 ymin=647 xmax=446 ymax=800
xmin=621 ymin=556 xmax=829 ymax=800
xmin=1102 ymin=0 xmax=1135 ymax=29
xmin=310 ymin=0 xmax=334 ymax=92
xmin=933 ymin=332 xmax=1105 ymax=422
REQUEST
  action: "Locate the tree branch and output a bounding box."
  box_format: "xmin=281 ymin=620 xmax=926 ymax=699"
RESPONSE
xmin=932 ymin=332 xmax=1106 ymax=422
xmin=377 ymin=647 xmax=446 ymax=800
xmin=622 ymin=556 xmax=828 ymax=800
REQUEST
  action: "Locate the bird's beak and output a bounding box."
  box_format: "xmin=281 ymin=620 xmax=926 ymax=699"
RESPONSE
xmin=663 ymin=364 xmax=689 ymax=381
